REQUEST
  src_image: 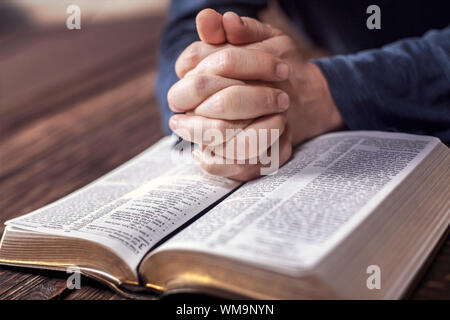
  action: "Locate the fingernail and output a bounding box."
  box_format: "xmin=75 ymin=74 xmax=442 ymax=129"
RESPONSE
xmin=233 ymin=12 xmax=245 ymax=25
xmin=276 ymin=63 xmax=290 ymax=80
xmin=169 ymin=117 xmax=178 ymax=129
xmin=277 ymin=93 xmax=290 ymax=110
xmin=225 ymin=11 xmax=244 ymax=25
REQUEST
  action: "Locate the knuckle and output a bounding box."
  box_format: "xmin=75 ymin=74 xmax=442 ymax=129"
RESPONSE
xmin=185 ymin=41 xmax=201 ymax=62
xmin=176 ymin=41 xmax=202 ymax=76
xmin=192 ymin=75 xmax=209 ymax=97
xmin=279 ymin=35 xmax=296 ymax=53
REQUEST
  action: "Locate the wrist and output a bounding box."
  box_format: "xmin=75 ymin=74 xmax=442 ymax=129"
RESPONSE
xmin=291 ymin=62 xmax=344 ymax=144
xmin=311 ymin=62 xmax=344 ymax=131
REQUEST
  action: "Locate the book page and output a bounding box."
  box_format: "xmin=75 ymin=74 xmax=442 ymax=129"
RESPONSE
xmin=156 ymin=131 xmax=440 ymax=274
xmin=5 ymin=136 xmax=240 ymax=270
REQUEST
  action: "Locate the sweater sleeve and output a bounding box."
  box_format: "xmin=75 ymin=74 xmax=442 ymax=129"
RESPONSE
xmin=313 ymin=26 xmax=450 ymax=145
xmin=156 ymin=0 xmax=268 ymax=133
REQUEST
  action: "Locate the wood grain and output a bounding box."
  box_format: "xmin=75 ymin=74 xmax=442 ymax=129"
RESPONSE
xmin=0 ymin=5 xmax=448 ymax=300
xmin=0 ymin=10 xmax=166 ymax=300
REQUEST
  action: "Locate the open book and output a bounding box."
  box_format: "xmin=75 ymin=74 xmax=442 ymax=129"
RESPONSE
xmin=1 ymin=131 xmax=449 ymax=299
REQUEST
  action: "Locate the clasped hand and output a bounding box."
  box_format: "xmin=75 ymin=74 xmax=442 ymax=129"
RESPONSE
xmin=168 ymin=9 xmax=343 ymax=180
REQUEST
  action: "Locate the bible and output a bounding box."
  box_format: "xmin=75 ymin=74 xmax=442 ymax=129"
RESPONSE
xmin=0 ymin=131 xmax=449 ymax=299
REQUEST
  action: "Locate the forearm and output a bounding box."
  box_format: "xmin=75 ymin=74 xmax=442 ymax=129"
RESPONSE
xmin=313 ymin=26 xmax=450 ymax=144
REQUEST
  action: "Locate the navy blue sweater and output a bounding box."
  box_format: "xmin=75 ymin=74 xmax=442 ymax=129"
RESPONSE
xmin=156 ymin=0 xmax=450 ymax=144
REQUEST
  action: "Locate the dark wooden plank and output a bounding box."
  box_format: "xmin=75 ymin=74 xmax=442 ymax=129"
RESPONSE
xmin=62 ymin=277 xmax=127 ymax=300
xmin=0 ymin=267 xmax=67 ymax=300
xmin=0 ymin=14 xmax=166 ymax=140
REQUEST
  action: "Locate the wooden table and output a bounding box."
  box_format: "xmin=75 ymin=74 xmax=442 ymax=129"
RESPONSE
xmin=0 ymin=6 xmax=449 ymax=300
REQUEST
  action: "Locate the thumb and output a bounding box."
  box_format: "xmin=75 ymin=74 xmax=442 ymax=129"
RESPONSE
xmin=196 ymin=9 xmax=226 ymax=44
xmin=222 ymin=11 xmax=281 ymax=44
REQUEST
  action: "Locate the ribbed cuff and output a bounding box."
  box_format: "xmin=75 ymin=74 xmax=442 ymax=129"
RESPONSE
xmin=312 ymin=55 xmax=379 ymax=131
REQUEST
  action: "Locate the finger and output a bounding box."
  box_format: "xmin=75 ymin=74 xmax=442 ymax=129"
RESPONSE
xmin=168 ymin=74 xmax=243 ymax=112
xmin=175 ymin=35 xmax=292 ymax=79
xmin=169 ymin=114 xmax=252 ymax=145
xmin=222 ymin=12 xmax=281 ymax=44
xmin=192 ymin=47 xmax=291 ymax=82
xmin=228 ymin=129 xmax=292 ymax=180
xmin=212 ymin=113 xmax=286 ymax=160
xmin=176 ymin=41 xmax=226 ymax=79
xmin=169 ymin=113 xmax=285 ymax=150
xmin=193 ymin=85 xmax=290 ymax=120
xmin=195 ymin=9 xmax=226 ymax=44
xmin=192 ymin=129 xmax=292 ymax=181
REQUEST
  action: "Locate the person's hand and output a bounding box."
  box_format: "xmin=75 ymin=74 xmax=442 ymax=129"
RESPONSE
xmin=168 ymin=9 xmax=344 ymax=180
